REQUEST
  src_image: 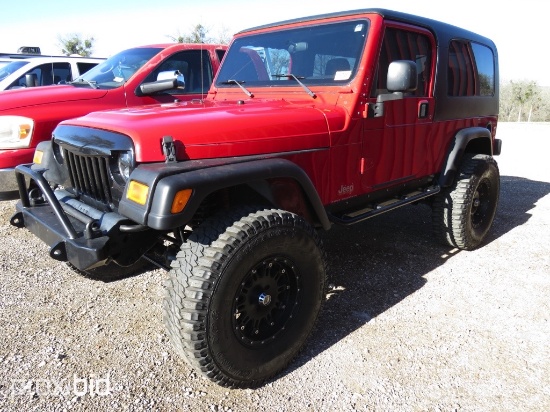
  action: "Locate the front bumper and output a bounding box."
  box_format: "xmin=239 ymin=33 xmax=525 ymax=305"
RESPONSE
xmin=11 ymin=164 xmax=152 ymax=271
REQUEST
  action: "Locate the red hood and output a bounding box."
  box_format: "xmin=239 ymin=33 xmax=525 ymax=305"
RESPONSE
xmin=61 ymin=99 xmax=347 ymax=162
xmin=0 ymin=85 xmax=108 ymax=111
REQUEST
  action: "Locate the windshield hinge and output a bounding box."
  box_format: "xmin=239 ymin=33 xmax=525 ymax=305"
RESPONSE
xmin=162 ymin=136 xmax=177 ymax=162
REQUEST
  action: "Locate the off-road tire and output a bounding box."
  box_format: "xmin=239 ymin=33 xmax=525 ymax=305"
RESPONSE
xmin=163 ymin=207 xmax=327 ymax=388
xmin=432 ymin=154 xmax=500 ymax=250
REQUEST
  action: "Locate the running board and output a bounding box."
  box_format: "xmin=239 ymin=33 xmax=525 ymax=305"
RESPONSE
xmin=328 ymin=185 xmax=440 ymax=226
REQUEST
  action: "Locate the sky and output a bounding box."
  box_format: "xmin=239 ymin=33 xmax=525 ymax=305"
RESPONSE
xmin=0 ymin=0 xmax=546 ymax=86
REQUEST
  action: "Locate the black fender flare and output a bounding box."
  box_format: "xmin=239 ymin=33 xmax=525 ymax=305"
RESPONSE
xmin=438 ymin=127 xmax=492 ymax=187
xmin=118 ymin=157 xmax=331 ymax=231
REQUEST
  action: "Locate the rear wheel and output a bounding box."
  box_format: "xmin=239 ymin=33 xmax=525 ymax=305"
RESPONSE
xmin=432 ymin=154 xmax=500 ymax=250
xmin=163 ymin=207 xmax=327 ymax=387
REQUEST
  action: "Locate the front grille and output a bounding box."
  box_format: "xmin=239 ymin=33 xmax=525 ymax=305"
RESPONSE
xmin=65 ymin=149 xmax=113 ymax=204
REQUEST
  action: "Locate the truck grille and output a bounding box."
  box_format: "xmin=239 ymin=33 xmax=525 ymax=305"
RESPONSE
xmin=65 ymin=150 xmax=113 ymax=204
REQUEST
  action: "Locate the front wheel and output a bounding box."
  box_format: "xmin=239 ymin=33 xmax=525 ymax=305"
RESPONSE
xmin=163 ymin=207 xmax=327 ymax=387
xmin=432 ymin=154 xmax=500 ymax=250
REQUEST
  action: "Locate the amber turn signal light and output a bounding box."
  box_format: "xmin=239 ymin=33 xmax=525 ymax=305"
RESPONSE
xmin=127 ymin=180 xmax=149 ymax=205
xmin=171 ymin=189 xmax=192 ymax=213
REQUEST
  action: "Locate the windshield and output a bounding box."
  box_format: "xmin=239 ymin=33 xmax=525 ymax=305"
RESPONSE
xmin=74 ymin=47 xmax=162 ymax=89
xmin=216 ymin=20 xmax=368 ymax=89
xmin=0 ymin=61 xmax=28 ymax=82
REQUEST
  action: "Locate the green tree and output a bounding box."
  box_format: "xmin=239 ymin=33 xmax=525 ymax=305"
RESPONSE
xmin=499 ymin=82 xmax=515 ymax=121
xmin=168 ymin=23 xmax=231 ymax=45
xmin=214 ymin=26 xmax=232 ymax=45
xmin=499 ymin=80 xmax=549 ymax=122
xmin=167 ymin=24 xmax=208 ymax=44
xmin=57 ymin=33 xmax=94 ymax=56
xmin=511 ymin=80 xmax=538 ymax=122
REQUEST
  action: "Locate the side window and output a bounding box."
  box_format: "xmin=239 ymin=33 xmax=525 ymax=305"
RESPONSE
xmin=144 ymin=50 xmax=214 ymax=94
xmin=11 ymin=62 xmax=71 ymax=87
xmin=448 ymin=40 xmax=495 ymax=97
xmin=52 ymin=63 xmax=71 ymax=84
xmin=216 ymin=49 xmax=226 ymax=63
xmin=371 ymin=27 xmax=432 ymax=97
xmin=471 ymin=42 xmax=495 ymax=96
xmin=12 ymin=67 xmax=40 ymax=88
xmin=448 ymin=40 xmax=475 ymax=96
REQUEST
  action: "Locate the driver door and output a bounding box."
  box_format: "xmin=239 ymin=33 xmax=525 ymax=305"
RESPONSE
xmin=362 ymin=24 xmax=436 ymax=190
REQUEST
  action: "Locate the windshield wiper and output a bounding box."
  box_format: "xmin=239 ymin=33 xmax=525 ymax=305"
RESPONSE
xmin=221 ymin=79 xmax=254 ymax=98
xmin=273 ymin=74 xmax=316 ymax=99
xmin=70 ymin=78 xmax=98 ymax=89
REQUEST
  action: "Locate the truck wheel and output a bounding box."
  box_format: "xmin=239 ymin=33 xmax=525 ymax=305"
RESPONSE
xmin=432 ymin=154 xmax=500 ymax=250
xmin=163 ymin=207 xmax=327 ymax=387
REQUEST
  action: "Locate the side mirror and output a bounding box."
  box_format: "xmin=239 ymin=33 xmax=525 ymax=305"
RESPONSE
xmin=139 ymin=70 xmax=185 ymax=95
xmin=288 ymin=42 xmax=308 ymax=53
xmin=373 ymin=60 xmax=418 ymax=118
xmin=387 ymin=60 xmax=417 ymax=93
xmin=25 ymin=73 xmax=38 ymax=87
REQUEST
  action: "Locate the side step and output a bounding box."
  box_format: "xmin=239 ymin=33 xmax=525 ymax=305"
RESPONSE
xmin=328 ymin=185 xmax=440 ymax=226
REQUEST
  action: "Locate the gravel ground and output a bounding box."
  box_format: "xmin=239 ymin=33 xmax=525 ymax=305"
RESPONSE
xmin=0 ymin=122 xmax=548 ymax=411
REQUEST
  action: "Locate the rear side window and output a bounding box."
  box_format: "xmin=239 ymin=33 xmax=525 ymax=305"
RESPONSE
xmin=448 ymin=40 xmax=495 ymax=96
xmin=471 ymin=43 xmax=495 ymax=96
xmin=371 ymin=26 xmax=433 ymax=97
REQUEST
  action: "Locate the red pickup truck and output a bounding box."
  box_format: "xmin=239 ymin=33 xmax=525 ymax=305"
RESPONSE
xmin=0 ymin=43 xmax=226 ymax=199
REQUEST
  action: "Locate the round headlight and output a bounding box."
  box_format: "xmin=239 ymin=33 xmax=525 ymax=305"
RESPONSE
xmin=117 ymin=151 xmax=134 ymax=182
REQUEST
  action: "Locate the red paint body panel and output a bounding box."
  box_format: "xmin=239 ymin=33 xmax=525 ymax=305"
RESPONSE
xmin=67 ymin=99 xmax=339 ymax=162
xmin=0 ymin=148 xmax=34 ymax=169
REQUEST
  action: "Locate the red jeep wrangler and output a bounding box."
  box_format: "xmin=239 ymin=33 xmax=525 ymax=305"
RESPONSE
xmin=11 ymin=9 xmax=501 ymax=387
xmin=0 ymin=43 xmax=226 ymax=200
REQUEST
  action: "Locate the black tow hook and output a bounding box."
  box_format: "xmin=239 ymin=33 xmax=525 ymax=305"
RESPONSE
xmin=10 ymin=212 xmax=25 ymax=228
xmin=50 ymin=241 xmax=68 ymax=261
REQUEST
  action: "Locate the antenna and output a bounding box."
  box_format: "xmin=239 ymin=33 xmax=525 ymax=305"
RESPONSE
xmin=200 ymin=25 xmax=205 ymax=98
